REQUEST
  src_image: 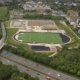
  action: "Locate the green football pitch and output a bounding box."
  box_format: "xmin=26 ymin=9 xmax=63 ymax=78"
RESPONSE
xmin=18 ymin=32 xmax=63 ymax=44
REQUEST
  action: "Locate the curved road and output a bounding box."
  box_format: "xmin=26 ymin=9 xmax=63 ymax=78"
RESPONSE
xmin=0 ymin=22 xmax=6 ymax=49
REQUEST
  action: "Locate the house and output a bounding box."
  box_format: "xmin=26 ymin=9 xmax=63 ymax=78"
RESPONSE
xmin=67 ymin=10 xmax=79 ymax=18
xmin=22 ymin=1 xmax=51 ymax=11
xmin=66 ymin=10 xmax=79 ymax=28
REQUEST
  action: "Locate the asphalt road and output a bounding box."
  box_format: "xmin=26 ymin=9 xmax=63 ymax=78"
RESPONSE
xmin=0 ymin=51 xmax=80 ymax=80
xmin=0 ymin=22 xmax=6 ymax=49
xmin=0 ymin=57 xmax=55 ymax=80
xmin=0 ymin=51 xmax=58 ymax=80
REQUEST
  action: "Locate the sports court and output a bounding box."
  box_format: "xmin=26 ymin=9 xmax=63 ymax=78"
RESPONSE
xmin=18 ymin=32 xmax=63 ymax=44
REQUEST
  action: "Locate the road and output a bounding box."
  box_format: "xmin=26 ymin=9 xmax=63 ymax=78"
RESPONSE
xmin=0 ymin=51 xmax=58 ymax=80
xmin=0 ymin=57 xmax=56 ymax=80
xmin=0 ymin=51 xmax=79 ymax=80
xmin=0 ymin=22 xmax=6 ymax=49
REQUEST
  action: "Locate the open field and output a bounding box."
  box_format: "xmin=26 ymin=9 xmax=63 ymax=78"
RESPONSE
xmin=17 ymin=32 xmax=63 ymax=44
xmin=0 ymin=7 xmax=9 ymax=20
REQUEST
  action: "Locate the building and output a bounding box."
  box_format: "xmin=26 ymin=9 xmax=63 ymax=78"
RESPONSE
xmin=22 ymin=1 xmax=51 ymax=11
xmin=66 ymin=10 xmax=79 ymax=28
xmin=67 ymin=10 xmax=79 ymax=18
xmin=52 ymin=10 xmax=66 ymax=16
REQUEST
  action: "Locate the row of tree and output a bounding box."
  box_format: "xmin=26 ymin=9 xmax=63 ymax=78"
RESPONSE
xmin=23 ymin=14 xmax=65 ymax=20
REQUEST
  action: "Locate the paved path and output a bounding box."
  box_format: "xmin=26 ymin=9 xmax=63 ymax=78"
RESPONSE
xmin=0 ymin=51 xmax=79 ymax=80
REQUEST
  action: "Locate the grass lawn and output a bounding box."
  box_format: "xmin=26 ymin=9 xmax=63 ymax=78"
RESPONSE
xmin=18 ymin=32 xmax=63 ymax=44
xmin=0 ymin=7 xmax=9 ymax=20
xmin=6 ymin=28 xmax=17 ymax=44
xmin=6 ymin=28 xmax=32 ymax=51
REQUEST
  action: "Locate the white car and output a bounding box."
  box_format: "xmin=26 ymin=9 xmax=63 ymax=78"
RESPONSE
xmin=57 ymin=74 xmax=61 ymax=77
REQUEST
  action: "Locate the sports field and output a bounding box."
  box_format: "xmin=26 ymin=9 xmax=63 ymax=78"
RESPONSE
xmin=18 ymin=32 xmax=63 ymax=44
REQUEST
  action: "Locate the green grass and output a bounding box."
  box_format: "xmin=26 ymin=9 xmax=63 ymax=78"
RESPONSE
xmin=6 ymin=28 xmax=32 ymax=51
xmin=0 ymin=7 xmax=9 ymax=20
xmin=18 ymin=32 xmax=62 ymax=44
xmin=6 ymin=28 xmax=18 ymax=44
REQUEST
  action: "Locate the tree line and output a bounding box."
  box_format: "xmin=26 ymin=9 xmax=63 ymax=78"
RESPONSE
xmin=4 ymin=44 xmax=80 ymax=78
xmin=23 ymin=14 xmax=65 ymax=20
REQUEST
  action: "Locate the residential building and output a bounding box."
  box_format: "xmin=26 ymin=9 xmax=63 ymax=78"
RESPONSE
xmin=22 ymin=1 xmax=51 ymax=11
xmin=66 ymin=10 xmax=79 ymax=28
